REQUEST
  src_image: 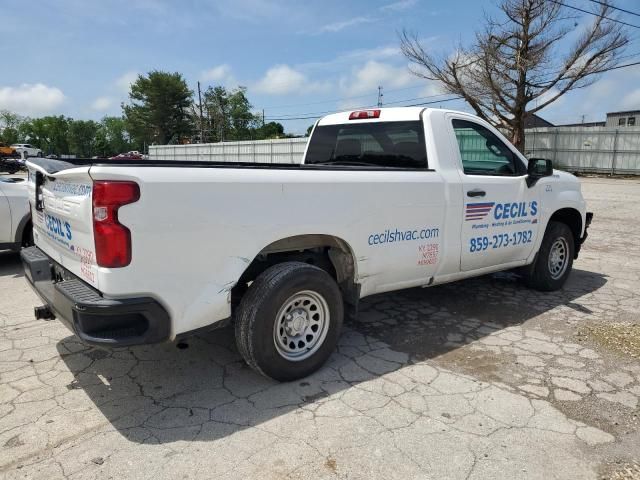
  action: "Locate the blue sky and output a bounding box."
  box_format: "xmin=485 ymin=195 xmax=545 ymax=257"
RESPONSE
xmin=1 ymin=0 xmax=639 ymax=134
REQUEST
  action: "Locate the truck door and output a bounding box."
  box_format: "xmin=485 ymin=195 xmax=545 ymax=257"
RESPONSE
xmin=450 ymin=118 xmax=541 ymax=271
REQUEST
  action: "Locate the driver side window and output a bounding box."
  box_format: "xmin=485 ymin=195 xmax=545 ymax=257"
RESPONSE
xmin=452 ymin=119 xmax=522 ymax=176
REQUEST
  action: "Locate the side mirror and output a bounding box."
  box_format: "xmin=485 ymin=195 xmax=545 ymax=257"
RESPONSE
xmin=526 ymin=158 xmax=553 ymax=187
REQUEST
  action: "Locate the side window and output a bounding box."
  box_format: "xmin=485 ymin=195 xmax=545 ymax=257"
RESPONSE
xmin=619 ymin=118 xmax=627 ymax=126
xmin=628 ymin=117 xmax=636 ymax=126
xmin=452 ymin=119 xmax=523 ymax=176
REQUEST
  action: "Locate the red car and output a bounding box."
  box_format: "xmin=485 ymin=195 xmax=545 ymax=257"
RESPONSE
xmin=109 ymin=151 xmax=144 ymax=160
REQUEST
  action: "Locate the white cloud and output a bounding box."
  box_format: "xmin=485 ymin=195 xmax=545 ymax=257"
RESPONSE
xmin=91 ymin=96 xmax=114 ymax=111
xmin=380 ymin=0 xmax=417 ymax=12
xmin=254 ymin=64 xmax=328 ymax=95
xmin=0 ymin=83 xmax=65 ymax=116
xmin=339 ymin=60 xmax=415 ymax=98
xmin=318 ymin=16 xmax=376 ymax=33
xmin=200 ymin=64 xmax=237 ymax=86
xmin=116 ymin=71 xmax=139 ymax=94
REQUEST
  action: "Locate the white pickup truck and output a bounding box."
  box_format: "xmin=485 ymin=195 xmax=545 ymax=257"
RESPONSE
xmin=22 ymin=107 xmax=592 ymax=381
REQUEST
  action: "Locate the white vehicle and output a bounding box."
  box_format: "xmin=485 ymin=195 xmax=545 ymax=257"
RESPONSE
xmin=0 ymin=177 xmax=32 ymax=250
xmin=22 ymin=108 xmax=592 ymax=380
xmin=12 ymin=144 xmax=43 ymax=159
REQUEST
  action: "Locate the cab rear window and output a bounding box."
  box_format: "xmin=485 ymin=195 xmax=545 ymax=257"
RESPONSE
xmin=305 ymin=121 xmax=427 ymax=169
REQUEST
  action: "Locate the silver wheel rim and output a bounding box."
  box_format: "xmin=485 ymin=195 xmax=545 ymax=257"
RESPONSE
xmin=548 ymin=237 xmax=569 ymax=280
xmin=273 ymin=290 xmax=330 ymax=362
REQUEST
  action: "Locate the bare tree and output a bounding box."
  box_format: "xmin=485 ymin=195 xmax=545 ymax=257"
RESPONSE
xmin=400 ymin=0 xmax=628 ymax=152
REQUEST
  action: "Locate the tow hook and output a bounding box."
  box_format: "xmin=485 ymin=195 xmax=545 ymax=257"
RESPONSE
xmin=34 ymin=305 xmax=55 ymax=320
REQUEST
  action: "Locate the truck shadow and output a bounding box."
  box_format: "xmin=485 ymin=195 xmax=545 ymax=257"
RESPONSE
xmin=55 ymin=268 xmax=607 ymax=444
xmin=0 ymin=250 xmax=24 ymax=279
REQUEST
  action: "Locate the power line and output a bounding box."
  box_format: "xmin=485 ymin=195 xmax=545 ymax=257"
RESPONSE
xmin=263 ymin=57 xmax=640 ymax=122
xmin=585 ymin=0 xmax=640 ymax=18
xmin=261 ymin=83 xmax=427 ymax=112
xmin=548 ymin=0 xmax=640 ymax=29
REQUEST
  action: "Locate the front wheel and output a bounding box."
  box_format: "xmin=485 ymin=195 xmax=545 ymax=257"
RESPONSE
xmin=522 ymin=221 xmax=574 ymax=291
xmin=234 ymin=261 xmax=343 ymax=381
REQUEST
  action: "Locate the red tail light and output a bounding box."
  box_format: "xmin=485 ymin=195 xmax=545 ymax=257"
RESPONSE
xmin=349 ymin=109 xmax=381 ymax=120
xmin=92 ymin=181 xmax=140 ymax=268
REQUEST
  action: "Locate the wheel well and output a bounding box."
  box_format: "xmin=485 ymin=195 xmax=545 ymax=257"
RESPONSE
xmin=21 ymin=220 xmax=33 ymax=246
xmin=549 ymin=208 xmax=582 ymax=258
xmin=231 ymin=235 xmax=359 ymax=312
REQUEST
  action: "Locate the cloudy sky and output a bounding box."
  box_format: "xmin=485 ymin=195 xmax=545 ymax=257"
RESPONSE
xmin=2 ymin=0 xmax=639 ymax=134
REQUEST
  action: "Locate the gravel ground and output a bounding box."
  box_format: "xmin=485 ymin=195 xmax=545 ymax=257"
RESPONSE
xmin=1 ymin=176 xmax=639 ymax=480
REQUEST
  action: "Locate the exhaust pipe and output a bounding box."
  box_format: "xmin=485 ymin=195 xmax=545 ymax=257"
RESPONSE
xmin=34 ymin=305 xmax=55 ymax=320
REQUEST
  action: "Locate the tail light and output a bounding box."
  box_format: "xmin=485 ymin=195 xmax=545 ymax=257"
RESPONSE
xmin=93 ymin=181 xmax=140 ymax=268
xmin=349 ymin=109 xmax=381 ymax=120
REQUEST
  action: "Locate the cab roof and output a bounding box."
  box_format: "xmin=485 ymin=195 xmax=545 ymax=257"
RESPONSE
xmin=317 ymin=107 xmax=470 ymax=126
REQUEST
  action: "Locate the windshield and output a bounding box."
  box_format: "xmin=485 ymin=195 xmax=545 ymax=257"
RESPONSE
xmin=305 ymin=121 xmax=427 ymax=169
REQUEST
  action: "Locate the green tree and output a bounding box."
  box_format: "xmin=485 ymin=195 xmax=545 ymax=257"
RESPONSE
xmin=0 ymin=111 xmax=24 ymax=145
xmin=123 ymin=71 xmax=194 ymax=148
xmin=68 ymin=120 xmax=100 ymax=157
xmin=202 ymin=86 xmax=260 ymax=142
xmin=255 ymin=121 xmax=285 ymax=140
xmin=18 ymin=116 xmax=70 ymax=155
xmin=100 ymin=116 xmax=132 ymax=155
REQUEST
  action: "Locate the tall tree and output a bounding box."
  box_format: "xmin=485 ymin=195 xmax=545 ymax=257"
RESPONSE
xmin=255 ymin=121 xmax=285 ymax=140
xmin=400 ymin=0 xmax=628 ymax=151
xmin=123 ymin=71 xmax=194 ymax=148
xmin=68 ymin=120 xmax=100 ymax=157
xmin=100 ymin=116 xmax=132 ymax=155
xmin=202 ymin=86 xmax=259 ymax=142
xmin=0 ymin=111 xmax=24 ymax=145
xmin=18 ymin=116 xmax=70 ymax=155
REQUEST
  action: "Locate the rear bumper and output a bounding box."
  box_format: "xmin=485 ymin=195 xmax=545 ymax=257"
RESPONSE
xmin=21 ymin=246 xmax=171 ymax=347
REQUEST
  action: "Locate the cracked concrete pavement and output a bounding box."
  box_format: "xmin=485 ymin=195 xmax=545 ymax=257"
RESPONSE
xmin=1 ymin=177 xmax=639 ymax=479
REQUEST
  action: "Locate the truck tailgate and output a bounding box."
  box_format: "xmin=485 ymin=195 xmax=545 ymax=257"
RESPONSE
xmin=28 ymin=164 xmax=98 ymax=288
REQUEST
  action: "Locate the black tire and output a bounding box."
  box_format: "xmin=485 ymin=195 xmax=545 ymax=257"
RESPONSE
xmin=522 ymin=221 xmax=574 ymax=291
xmin=234 ymin=261 xmax=343 ymax=382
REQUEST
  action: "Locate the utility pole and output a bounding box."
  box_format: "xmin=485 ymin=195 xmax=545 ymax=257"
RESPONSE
xmin=377 ymin=86 xmax=383 ymax=107
xmin=197 ymin=81 xmax=204 ymax=143
xmin=262 ymin=109 xmax=265 ymax=127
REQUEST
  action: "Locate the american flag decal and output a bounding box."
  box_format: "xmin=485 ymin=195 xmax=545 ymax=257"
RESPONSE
xmin=465 ymin=202 xmax=495 ymax=221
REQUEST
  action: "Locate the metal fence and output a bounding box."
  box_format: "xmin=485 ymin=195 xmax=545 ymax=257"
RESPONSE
xmin=149 ymin=138 xmax=308 ymax=164
xmin=525 ymin=126 xmax=640 ymax=175
xmin=149 ymin=127 xmax=640 ymax=174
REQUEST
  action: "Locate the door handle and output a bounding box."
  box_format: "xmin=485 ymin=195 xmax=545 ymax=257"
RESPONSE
xmin=467 ymin=189 xmax=486 ymax=198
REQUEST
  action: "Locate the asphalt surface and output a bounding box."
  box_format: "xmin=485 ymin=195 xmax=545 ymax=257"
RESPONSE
xmin=1 ymin=177 xmax=639 ymax=479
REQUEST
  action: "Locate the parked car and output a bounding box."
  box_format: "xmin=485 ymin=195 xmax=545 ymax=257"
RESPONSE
xmin=0 ymin=157 xmax=25 ymax=174
xmin=22 ymin=107 xmax=592 ymax=381
xmin=109 ymin=151 xmax=144 ymax=160
xmin=0 ymin=142 xmax=20 ymax=158
xmin=0 ymin=176 xmax=32 ymax=250
xmin=11 ymin=144 xmax=43 ymax=158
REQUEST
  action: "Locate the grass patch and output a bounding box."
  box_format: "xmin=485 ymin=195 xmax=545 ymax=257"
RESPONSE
xmin=580 ymin=323 xmax=640 ymax=359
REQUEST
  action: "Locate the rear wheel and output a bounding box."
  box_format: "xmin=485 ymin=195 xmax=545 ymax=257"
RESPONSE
xmin=522 ymin=221 xmax=574 ymax=291
xmin=235 ymin=261 xmax=343 ymax=381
